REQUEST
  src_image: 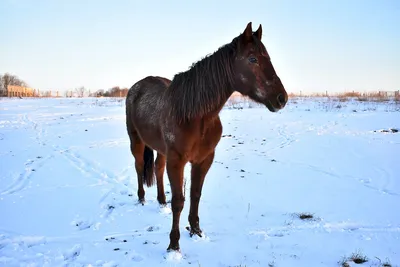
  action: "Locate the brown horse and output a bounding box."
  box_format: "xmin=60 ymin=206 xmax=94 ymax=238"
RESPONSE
xmin=125 ymin=22 xmax=288 ymax=252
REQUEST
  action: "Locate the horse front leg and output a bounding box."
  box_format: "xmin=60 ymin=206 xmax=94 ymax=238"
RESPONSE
xmin=188 ymin=151 xmax=215 ymax=237
xmin=166 ymin=151 xmax=187 ymax=252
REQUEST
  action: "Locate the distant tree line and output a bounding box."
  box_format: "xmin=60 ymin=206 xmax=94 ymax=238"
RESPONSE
xmin=0 ymin=72 xmax=129 ymax=98
xmin=0 ymin=73 xmax=28 ymax=96
xmin=92 ymin=86 xmax=129 ymax=97
xmin=63 ymin=86 xmax=129 ymax=98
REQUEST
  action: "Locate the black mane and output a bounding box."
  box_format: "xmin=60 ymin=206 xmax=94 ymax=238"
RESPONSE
xmin=163 ymin=38 xmax=240 ymax=123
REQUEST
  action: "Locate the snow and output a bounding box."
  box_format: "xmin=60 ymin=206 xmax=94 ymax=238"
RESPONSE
xmin=0 ymin=97 xmax=399 ymax=267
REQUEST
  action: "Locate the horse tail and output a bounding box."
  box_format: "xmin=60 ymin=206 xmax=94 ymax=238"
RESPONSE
xmin=143 ymin=146 xmax=156 ymax=187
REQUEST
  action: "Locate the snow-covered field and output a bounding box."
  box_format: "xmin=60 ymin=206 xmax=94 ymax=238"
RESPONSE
xmin=0 ymin=97 xmax=399 ymax=267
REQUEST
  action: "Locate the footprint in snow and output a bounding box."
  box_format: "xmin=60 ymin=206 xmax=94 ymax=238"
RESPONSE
xmin=146 ymin=225 xmax=160 ymax=232
xmin=100 ymin=203 xmax=117 ymax=218
xmin=124 ymin=250 xmax=144 ymax=262
xmin=71 ymin=219 xmax=98 ymax=231
xmin=63 ymin=244 xmax=81 ymax=262
xmin=93 ymin=260 xmax=119 ymax=267
xmin=374 ymin=128 xmax=399 ymax=133
xmin=105 ymin=236 xmax=128 ymax=243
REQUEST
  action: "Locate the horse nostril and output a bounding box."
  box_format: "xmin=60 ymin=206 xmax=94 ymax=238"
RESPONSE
xmin=277 ymin=93 xmax=286 ymax=106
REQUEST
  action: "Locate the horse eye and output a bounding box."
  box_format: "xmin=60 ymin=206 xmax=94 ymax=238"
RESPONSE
xmin=248 ymin=57 xmax=258 ymax=63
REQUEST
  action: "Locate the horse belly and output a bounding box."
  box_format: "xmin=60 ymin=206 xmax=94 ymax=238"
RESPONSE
xmin=133 ymin=116 xmax=166 ymax=155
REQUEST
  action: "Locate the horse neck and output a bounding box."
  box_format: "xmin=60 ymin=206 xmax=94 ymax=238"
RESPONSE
xmin=191 ymin=72 xmax=234 ymax=121
xmin=202 ymin=85 xmax=233 ymax=119
xmin=165 ymin=54 xmax=235 ymax=124
xmin=190 ymin=54 xmax=236 ymax=118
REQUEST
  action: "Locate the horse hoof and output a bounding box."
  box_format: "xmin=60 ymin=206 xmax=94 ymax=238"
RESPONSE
xmin=138 ymin=199 xmax=145 ymax=205
xmin=167 ymin=244 xmax=180 ymax=252
xmin=186 ymin=226 xmax=202 ymax=238
xmin=158 ymin=199 xmax=167 ymax=206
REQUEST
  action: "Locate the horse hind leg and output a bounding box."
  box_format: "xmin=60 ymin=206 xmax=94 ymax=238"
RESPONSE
xmin=155 ymin=153 xmax=167 ymax=206
xmin=127 ymin=116 xmax=155 ymax=205
xmin=128 ymin=131 xmax=146 ymax=204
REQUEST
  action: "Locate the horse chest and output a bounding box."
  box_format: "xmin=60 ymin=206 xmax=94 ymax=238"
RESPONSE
xmin=190 ymin=118 xmax=222 ymax=162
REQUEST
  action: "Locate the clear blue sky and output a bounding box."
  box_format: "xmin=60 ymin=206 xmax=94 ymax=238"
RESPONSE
xmin=0 ymin=0 xmax=399 ymax=93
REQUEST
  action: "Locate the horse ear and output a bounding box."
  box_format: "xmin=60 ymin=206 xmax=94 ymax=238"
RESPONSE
xmin=241 ymin=22 xmax=253 ymax=43
xmin=254 ymin=24 xmax=262 ymax=40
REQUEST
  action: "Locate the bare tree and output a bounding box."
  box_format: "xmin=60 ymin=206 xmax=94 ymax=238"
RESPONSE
xmin=103 ymin=86 xmax=129 ymax=97
xmin=0 ymin=73 xmax=28 ymax=96
xmin=75 ymin=86 xmax=87 ymax=97
xmin=110 ymin=86 xmax=120 ymax=97
xmin=94 ymin=89 xmax=104 ymax=97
